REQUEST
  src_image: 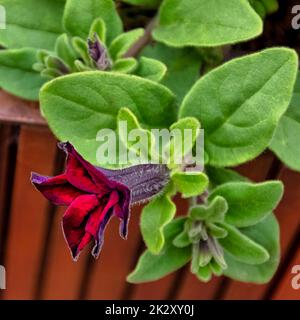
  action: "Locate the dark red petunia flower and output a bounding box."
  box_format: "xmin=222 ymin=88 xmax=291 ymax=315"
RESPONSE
xmin=31 ymin=142 xmax=169 ymax=261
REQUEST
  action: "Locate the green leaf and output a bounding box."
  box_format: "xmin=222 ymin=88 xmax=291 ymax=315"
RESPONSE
xmin=40 ymin=72 xmax=177 ymax=165
xmin=41 ymin=68 xmax=61 ymax=79
xmin=33 ymin=63 xmax=45 ymax=73
xmin=209 ymin=259 xmax=223 ymax=276
xmin=89 ymin=18 xmax=106 ymax=43
xmin=270 ymin=72 xmax=300 ymax=171
xmin=180 ymin=48 xmax=298 ymax=167
xmin=141 ymin=43 xmax=201 ymax=102
xmin=170 ymin=117 xmax=200 ymax=134
xmin=224 ymin=213 xmax=280 ymax=283
xmin=196 ymin=265 xmax=212 ymax=282
xmin=127 ymin=218 xmax=191 ymax=283
xmin=219 ymin=222 xmax=269 ymax=265
xmin=112 ymin=58 xmax=138 ymax=74
xmin=270 ymin=117 xmax=300 ymax=171
xmin=206 ymin=166 xmax=248 ymax=187
xmin=191 ymin=243 xmax=201 ymax=273
xmin=117 ymin=107 xmax=156 ymax=163
xmin=153 ymin=0 xmax=262 ymax=47
xmin=209 ymin=181 xmax=283 ymax=227
xmin=45 ymin=56 xmax=66 ymax=72
xmin=72 ymin=37 xmax=90 ymax=65
xmin=198 ymin=245 xmax=212 ymax=268
xmin=207 ymin=223 xmax=228 ymax=239
xmin=36 ymin=50 xmax=50 ymax=64
xmin=141 ymin=186 xmax=176 ymax=254
xmin=55 ymin=34 xmax=78 ymax=70
xmin=63 ymin=0 xmax=122 ymax=44
xmin=118 ymin=107 xmax=141 ymax=132
xmin=251 ymin=0 xmax=266 ymax=18
xmin=270 ymin=116 xmax=300 ymax=172
xmin=109 ymin=28 xmax=144 ymax=60
xmin=187 ymin=219 xmax=207 ymax=243
xmin=167 ymin=117 xmax=200 ymax=162
xmin=189 ymin=196 xmax=228 ymax=222
xmin=0 ymin=0 xmax=64 ymax=50
xmin=135 ymin=57 xmax=167 ymax=82
xmin=0 ymin=48 xmax=46 ymax=100
xmin=172 ymin=230 xmax=190 ymax=248
xmin=261 ymin=0 xmax=279 ymax=14
xmin=171 ymin=172 xmax=208 ymax=198
xmin=208 ymin=237 xmax=227 ymax=269
xmin=74 ymin=60 xmax=92 ymax=72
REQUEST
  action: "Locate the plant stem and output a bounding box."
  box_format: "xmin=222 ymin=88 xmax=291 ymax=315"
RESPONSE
xmin=124 ymin=18 xmax=158 ymax=58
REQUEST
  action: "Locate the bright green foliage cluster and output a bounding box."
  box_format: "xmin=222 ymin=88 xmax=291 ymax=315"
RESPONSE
xmin=128 ymin=174 xmax=283 ymax=284
xmin=0 ymin=0 xmax=166 ymax=100
xmin=175 ymin=197 xmax=229 ymax=282
xmin=180 ymin=48 xmax=298 ymax=167
xmin=0 ymin=0 xmax=299 ymax=286
xmin=32 ymin=23 xmax=152 ymax=78
xmin=0 ymin=0 xmax=65 ymax=99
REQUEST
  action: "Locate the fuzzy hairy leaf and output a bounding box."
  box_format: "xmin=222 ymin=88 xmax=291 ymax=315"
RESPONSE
xmin=209 ymin=181 xmax=283 ymax=227
xmin=141 ymin=187 xmax=176 ymax=254
xmin=40 ymin=72 xmax=177 ymax=165
xmin=55 ymin=34 xmax=78 ymax=70
xmin=219 ymin=223 xmax=270 ymax=265
xmin=0 ymin=0 xmax=64 ymax=50
xmin=0 ymin=48 xmax=46 ymax=100
xmin=135 ymin=57 xmax=167 ymax=82
xmin=172 ymin=230 xmax=190 ymax=248
xmin=270 ymin=116 xmax=300 ymax=172
xmin=153 ymin=0 xmax=262 ymax=47
xmin=63 ymin=0 xmax=122 ymax=44
xmin=196 ymin=265 xmax=212 ymax=282
xmin=72 ymin=37 xmax=90 ymax=65
xmin=189 ymin=196 xmax=228 ymax=222
xmin=166 ymin=117 xmax=200 ymax=165
xmin=171 ymin=172 xmax=208 ymax=198
xmin=270 ymin=72 xmax=300 ymax=171
xmin=89 ymin=18 xmax=106 ymax=43
xmin=117 ymin=107 xmax=156 ymax=163
xmin=109 ymin=28 xmax=144 ymax=60
xmin=141 ymin=43 xmax=201 ymax=102
xmin=206 ymin=167 xmax=248 ymax=187
xmin=224 ymin=213 xmax=280 ymax=283
xmin=127 ymin=218 xmax=191 ymax=283
xmin=180 ymin=48 xmax=298 ymax=167
xmin=112 ymin=58 xmax=137 ymax=74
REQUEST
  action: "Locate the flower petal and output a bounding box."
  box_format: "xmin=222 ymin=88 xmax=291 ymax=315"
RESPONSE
xmin=90 ymin=191 xmax=120 ymax=258
xmin=31 ymin=172 xmax=84 ymax=206
xmin=91 ymin=210 xmax=114 ymax=259
xmin=62 ymin=194 xmax=99 ymax=260
xmin=114 ymin=186 xmax=131 ymax=239
xmin=59 ymin=142 xmax=132 ymax=240
xmin=59 ymin=142 xmax=111 ymax=194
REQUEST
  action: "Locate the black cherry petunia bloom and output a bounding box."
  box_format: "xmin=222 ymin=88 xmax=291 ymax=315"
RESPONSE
xmin=31 ymin=142 xmax=169 ymax=261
